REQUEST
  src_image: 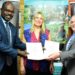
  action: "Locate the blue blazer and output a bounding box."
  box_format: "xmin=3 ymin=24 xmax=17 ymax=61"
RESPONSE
xmin=0 ymin=17 xmax=26 ymax=71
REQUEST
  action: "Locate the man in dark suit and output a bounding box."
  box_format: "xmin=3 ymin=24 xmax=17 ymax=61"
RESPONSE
xmin=47 ymin=16 xmax=75 ymax=75
xmin=0 ymin=1 xmax=26 ymax=75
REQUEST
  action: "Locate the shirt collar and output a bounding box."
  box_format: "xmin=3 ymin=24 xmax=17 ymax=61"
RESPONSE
xmin=1 ymin=17 xmax=9 ymax=28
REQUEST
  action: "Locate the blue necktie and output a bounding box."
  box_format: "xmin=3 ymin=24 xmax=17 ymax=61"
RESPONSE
xmin=5 ymin=22 xmax=11 ymax=44
xmin=5 ymin=22 xmax=12 ymax=66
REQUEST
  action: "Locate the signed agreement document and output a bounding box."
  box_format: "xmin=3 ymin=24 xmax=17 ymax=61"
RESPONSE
xmin=26 ymin=40 xmax=59 ymax=60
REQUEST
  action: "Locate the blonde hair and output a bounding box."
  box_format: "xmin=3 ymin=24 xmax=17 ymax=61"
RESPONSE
xmin=30 ymin=12 xmax=45 ymax=33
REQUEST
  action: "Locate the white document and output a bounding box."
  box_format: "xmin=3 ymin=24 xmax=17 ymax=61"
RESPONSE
xmin=26 ymin=40 xmax=59 ymax=60
xmin=44 ymin=40 xmax=59 ymax=58
xmin=26 ymin=42 xmax=44 ymax=60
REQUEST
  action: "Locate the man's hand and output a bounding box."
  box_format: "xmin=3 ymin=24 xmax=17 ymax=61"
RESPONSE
xmin=18 ymin=50 xmax=29 ymax=57
xmin=46 ymin=51 xmax=61 ymax=60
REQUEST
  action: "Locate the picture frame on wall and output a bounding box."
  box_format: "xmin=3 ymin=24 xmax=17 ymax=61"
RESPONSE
xmin=24 ymin=0 xmax=69 ymax=43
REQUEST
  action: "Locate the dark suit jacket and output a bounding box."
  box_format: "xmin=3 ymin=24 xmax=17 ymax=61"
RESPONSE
xmin=60 ymin=36 xmax=75 ymax=75
xmin=0 ymin=17 xmax=26 ymax=71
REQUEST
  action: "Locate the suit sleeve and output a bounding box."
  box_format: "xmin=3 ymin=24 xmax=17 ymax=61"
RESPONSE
xmin=0 ymin=41 xmax=18 ymax=58
xmin=14 ymin=28 xmax=26 ymax=50
xmin=60 ymin=43 xmax=75 ymax=61
xmin=0 ymin=27 xmax=18 ymax=58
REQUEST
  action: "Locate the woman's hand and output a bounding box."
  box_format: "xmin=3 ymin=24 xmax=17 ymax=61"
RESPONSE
xmin=20 ymin=58 xmax=26 ymax=75
xmin=50 ymin=61 xmax=54 ymax=74
xmin=20 ymin=64 xmax=26 ymax=75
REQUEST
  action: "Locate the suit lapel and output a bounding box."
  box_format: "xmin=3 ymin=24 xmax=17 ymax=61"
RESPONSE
xmin=68 ymin=37 xmax=75 ymax=50
xmin=0 ymin=17 xmax=8 ymax=40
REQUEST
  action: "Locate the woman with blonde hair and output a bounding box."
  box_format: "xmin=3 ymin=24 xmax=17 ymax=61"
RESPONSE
xmin=21 ymin=12 xmax=53 ymax=75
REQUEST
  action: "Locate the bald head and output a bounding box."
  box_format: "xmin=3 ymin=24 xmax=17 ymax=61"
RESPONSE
xmin=1 ymin=1 xmax=15 ymax=22
xmin=70 ymin=15 xmax=75 ymax=25
xmin=2 ymin=1 xmax=14 ymax=10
